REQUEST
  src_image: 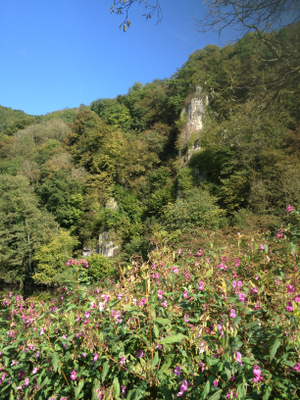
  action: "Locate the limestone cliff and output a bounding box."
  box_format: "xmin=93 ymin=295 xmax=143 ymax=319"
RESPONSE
xmin=178 ymin=86 xmax=208 ymax=162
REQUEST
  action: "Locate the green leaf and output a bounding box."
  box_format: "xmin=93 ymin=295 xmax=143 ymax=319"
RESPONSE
xmin=153 ymin=323 xmax=159 ymax=338
xmin=202 ymin=380 xmax=210 ymax=399
xmin=74 ymin=380 xmax=84 ymax=398
xmin=151 ymin=351 xmax=159 ymax=368
xmin=245 ymin=320 xmax=261 ymax=330
xmin=208 ymin=390 xmax=222 ymax=400
xmin=270 ymin=338 xmax=281 ymax=361
xmin=102 ymin=361 xmax=110 ymax=382
xmin=237 ymin=381 xmax=247 ymax=398
xmin=92 ymin=379 xmax=101 ymax=400
xmin=160 ymin=353 xmax=175 ymax=373
xmin=52 ymin=352 xmax=59 ymax=372
xmin=263 ymin=385 xmax=273 ymax=400
xmin=155 ymin=317 xmax=171 ymax=326
xmin=113 ymin=377 xmax=120 ymax=397
xmin=69 ymin=310 xmax=75 ymax=325
xmin=160 ymin=333 xmax=186 ymax=344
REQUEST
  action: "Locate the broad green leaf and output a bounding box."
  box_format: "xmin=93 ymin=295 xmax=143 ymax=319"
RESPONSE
xmin=263 ymin=385 xmax=273 ymax=400
xmin=52 ymin=352 xmax=59 ymax=372
xmin=102 ymin=361 xmax=110 ymax=382
xmin=245 ymin=321 xmax=261 ymax=330
xmin=151 ymin=351 xmax=159 ymax=368
xmin=155 ymin=317 xmax=171 ymax=326
xmin=237 ymin=381 xmax=247 ymax=398
xmin=160 ymin=333 xmax=186 ymax=344
xmin=153 ymin=323 xmax=159 ymax=338
xmin=92 ymin=379 xmax=101 ymax=400
xmin=74 ymin=380 xmax=84 ymax=398
xmin=202 ymin=380 xmax=210 ymax=399
xmin=160 ymin=353 xmax=175 ymax=373
xmin=208 ymin=389 xmax=222 ymax=400
xmin=113 ymin=377 xmax=120 ymax=397
xmin=270 ymin=338 xmax=281 ymax=361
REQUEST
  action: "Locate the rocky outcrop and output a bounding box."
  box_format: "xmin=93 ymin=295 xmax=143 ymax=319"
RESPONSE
xmin=82 ymin=198 xmax=119 ymax=258
xmin=178 ymin=87 xmax=208 ymax=161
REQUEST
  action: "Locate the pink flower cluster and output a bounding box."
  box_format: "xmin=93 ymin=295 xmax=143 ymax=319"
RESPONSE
xmin=252 ymin=365 xmax=263 ymax=382
xmin=177 ymin=380 xmax=188 ymax=396
xmin=66 ymin=258 xmax=89 ymax=268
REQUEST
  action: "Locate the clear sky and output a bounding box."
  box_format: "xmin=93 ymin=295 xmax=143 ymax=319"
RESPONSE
xmin=0 ymin=0 xmax=240 ymax=116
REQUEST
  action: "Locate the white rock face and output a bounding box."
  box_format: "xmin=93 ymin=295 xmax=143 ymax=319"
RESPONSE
xmin=82 ymin=198 xmax=119 ymax=258
xmin=186 ymin=94 xmax=206 ymax=134
xmin=97 ymin=231 xmax=118 ymax=258
xmin=180 ymin=87 xmax=208 ymax=161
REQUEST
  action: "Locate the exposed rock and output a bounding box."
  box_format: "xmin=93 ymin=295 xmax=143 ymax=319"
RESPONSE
xmin=97 ymin=231 xmax=118 ymax=257
xmin=179 ymin=86 xmax=208 ymax=162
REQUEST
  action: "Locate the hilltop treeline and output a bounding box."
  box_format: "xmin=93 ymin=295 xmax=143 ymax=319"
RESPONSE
xmin=0 ymin=23 xmax=299 ymax=285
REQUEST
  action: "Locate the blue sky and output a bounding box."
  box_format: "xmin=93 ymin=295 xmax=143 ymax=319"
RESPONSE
xmin=0 ymin=0 xmax=240 ymax=116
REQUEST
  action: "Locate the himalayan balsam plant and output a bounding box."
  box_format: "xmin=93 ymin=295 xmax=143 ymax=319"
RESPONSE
xmin=0 ymin=207 xmax=299 ymax=399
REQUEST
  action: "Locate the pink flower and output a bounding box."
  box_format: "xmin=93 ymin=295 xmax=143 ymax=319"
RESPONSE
xmin=198 ymin=281 xmax=204 ymax=291
xmin=24 ymin=378 xmax=29 ymax=386
xmin=217 ymin=324 xmax=223 ymax=335
xmin=293 ymin=362 xmax=300 ymax=372
xmin=232 ymin=280 xmax=237 ymax=289
xmin=259 ymin=244 xmax=265 ymax=251
xmin=32 ymin=367 xmax=38 ymax=374
xmin=178 ymin=249 xmax=182 ymax=255
xmin=252 ymin=365 xmax=263 ymax=382
xmin=286 ymin=204 xmax=295 ymax=213
xmin=250 ymin=286 xmax=258 ymax=294
xmin=173 ymin=266 xmax=178 ymax=274
xmin=136 ymin=349 xmax=144 ymax=358
xmin=70 ymin=370 xmax=76 ymax=380
xmin=93 ymin=354 xmax=99 ymax=361
xmin=294 ymin=295 xmax=300 ymax=303
xmin=239 ymin=293 xmax=245 ymax=302
xmin=287 ymin=284 xmax=295 ymax=293
xmin=40 ymin=327 xmax=44 ymax=335
xmin=235 ymin=351 xmax=243 ymax=366
xmin=177 ymin=380 xmax=188 ymax=396
xmin=158 ymin=290 xmax=163 ymax=299
xmin=213 ymin=380 xmax=218 ymax=387
xmin=118 ymin=293 xmax=122 ymax=300
xmin=196 ymin=249 xmax=203 ymax=257
xmin=174 ymin=366 xmax=181 ymax=376
xmin=286 ymin=301 xmax=294 ymax=312
xmin=234 ymin=258 xmax=240 ymax=267
xmin=183 ymin=291 xmax=188 ymax=298
xmin=119 ymin=355 xmax=126 ymax=365
xmin=230 ymin=309 xmax=236 ymax=318
xmin=161 ymin=300 xmax=168 ymax=308
xmin=184 ymin=314 xmax=189 ymax=322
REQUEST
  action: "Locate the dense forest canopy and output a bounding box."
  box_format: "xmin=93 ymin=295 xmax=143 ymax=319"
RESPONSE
xmin=0 ymin=22 xmax=299 ymax=285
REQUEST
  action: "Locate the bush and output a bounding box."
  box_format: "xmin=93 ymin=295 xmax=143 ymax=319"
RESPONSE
xmin=162 ymin=187 xmax=226 ymax=231
xmin=85 ymin=254 xmax=116 ymax=281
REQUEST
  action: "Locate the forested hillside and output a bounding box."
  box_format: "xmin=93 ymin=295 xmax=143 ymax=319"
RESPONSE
xmin=0 ymin=23 xmax=299 ymax=285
